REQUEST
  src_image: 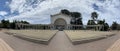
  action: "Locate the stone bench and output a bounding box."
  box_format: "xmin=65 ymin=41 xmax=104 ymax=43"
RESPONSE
xmin=106 ymin=39 xmax=120 ymax=51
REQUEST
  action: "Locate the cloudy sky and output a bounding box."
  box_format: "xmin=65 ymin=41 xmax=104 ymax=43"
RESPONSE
xmin=0 ymin=0 xmax=120 ymax=25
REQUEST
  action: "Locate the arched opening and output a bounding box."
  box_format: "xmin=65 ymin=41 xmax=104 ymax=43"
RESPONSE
xmin=54 ymin=18 xmax=67 ymax=30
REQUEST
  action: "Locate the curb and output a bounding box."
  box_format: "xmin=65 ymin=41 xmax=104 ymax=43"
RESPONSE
xmin=72 ymin=35 xmax=106 ymax=45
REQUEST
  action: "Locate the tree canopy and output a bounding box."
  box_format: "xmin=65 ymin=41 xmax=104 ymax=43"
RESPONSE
xmin=61 ymin=9 xmax=70 ymax=15
xmin=87 ymin=12 xmax=98 ymax=25
xmin=1 ymin=19 xmax=10 ymax=28
xmin=111 ymin=22 xmax=118 ymax=30
xmin=97 ymin=19 xmax=109 ymax=31
xmin=87 ymin=20 xmax=96 ymax=25
xmin=91 ymin=12 xmax=98 ymax=20
xmin=71 ymin=12 xmax=81 ymax=18
xmin=0 ymin=19 xmax=29 ymax=29
xmin=61 ymin=9 xmax=83 ymax=25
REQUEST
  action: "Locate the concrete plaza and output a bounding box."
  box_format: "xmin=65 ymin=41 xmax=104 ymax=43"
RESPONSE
xmin=64 ymin=30 xmax=115 ymax=44
xmin=0 ymin=30 xmax=119 ymax=51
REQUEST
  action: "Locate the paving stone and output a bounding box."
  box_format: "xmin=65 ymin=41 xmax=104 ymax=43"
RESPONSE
xmin=106 ymin=39 xmax=120 ymax=51
xmin=0 ymin=38 xmax=14 ymax=51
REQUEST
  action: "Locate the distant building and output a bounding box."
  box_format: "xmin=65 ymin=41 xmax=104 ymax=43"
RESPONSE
xmin=15 ymin=10 xmax=103 ymax=31
xmin=51 ymin=12 xmax=72 ymax=29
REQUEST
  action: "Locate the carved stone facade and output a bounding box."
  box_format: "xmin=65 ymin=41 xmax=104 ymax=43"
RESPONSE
xmin=51 ymin=13 xmax=72 ymax=25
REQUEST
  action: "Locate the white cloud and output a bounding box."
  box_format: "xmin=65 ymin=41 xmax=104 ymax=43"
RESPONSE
xmin=9 ymin=0 xmax=26 ymax=13
xmin=0 ymin=11 xmax=8 ymax=16
xmin=7 ymin=0 xmax=120 ymax=25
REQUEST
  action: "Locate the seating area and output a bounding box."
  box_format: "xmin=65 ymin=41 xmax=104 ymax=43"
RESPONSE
xmin=5 ymin=30 xmax=58 ymax=44
xmin=64 ymin=30 xmax=115 ymax=44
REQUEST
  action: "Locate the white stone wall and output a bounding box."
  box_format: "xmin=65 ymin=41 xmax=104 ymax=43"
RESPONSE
xmin=51 ymin=13 xmax=72 ymax=25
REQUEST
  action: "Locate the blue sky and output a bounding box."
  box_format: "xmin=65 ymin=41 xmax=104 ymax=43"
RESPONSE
xmin=0 ymin=0 xmax=19 ymax=20
xmin=0 ymin=0 xmax=10 ymax=19
xmin=0 ymin=0 xmax=120 ymax=25
xmin=0 ymin=0 xmax=11 ymax=12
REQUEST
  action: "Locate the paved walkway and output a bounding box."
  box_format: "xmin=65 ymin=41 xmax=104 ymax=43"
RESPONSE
xmin=107 ymin=39 xmax=120 ymax=51
xmin=0 ymin=39 xmax=14 ymax=51
xmin=0 ymin=31 xmax=120 ymax=51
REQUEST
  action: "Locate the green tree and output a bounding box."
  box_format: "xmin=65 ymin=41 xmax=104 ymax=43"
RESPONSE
xmin=87 ymin=20 xmax=96 ymax=25
xmin=71 ymin=12 xmax=81 ymax=18
xmin=103 ymin=23 xmax=109 ymax=31
xmin=20 ymin=20 xmax=29 ymax=24
xmin=70 ymin=12 xmax=83 ymax=25
xmin=90 ymin=12 xmax=98 ymax=25
xmin=91 ymin=12 xmax=98 ymax=21
xmin=70 ymin=12 xmax=83 ymax=29
xmin=87 ymin=20 xmax=96 ymax=29
xmin=87 ymin=12 xmax=98 ymax=25
xmin=97 ymin=20 xmax=105 ymax=25
xmin=1 ymin=19 xmax=10 ymax=28
xmin=10 ymin=20 xmax=17 ymax=29
xmin=97 ymin=19 xmax=109 ymax=31
xmin=61 ymin=9 xmax=70 ymax=15
xmin=111 ymin=22 xmax=118 ymax=30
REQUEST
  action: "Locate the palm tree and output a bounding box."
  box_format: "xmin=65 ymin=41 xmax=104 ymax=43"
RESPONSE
xmin=70 ymin=12 xmax=82 ymax=25
xmin=90 ymin=12 xmax=98 ymax=25
xmin=91 ymin=12 xmax=98 ymax=21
